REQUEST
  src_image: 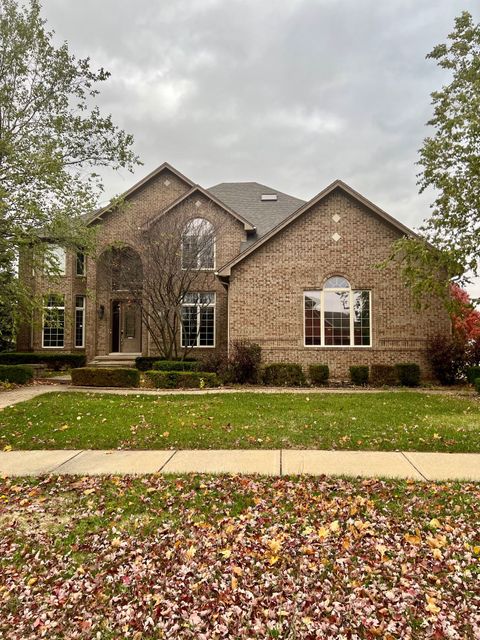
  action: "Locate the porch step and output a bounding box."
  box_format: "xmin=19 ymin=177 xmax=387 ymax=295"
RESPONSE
xmin=88 ymin=353 xmax=140 ymax=369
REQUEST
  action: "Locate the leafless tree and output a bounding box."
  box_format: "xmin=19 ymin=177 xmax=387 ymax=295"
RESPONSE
xmin=102 ymin=200 xmax=223 ymax=359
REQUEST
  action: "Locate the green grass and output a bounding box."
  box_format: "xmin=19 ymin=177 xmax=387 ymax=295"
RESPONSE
xmin=1 ymin=390 xmax=479 ymax=451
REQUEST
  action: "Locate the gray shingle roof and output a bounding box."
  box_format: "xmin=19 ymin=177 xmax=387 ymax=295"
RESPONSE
xmin=208 ymin=182 xmax=305 ymax=240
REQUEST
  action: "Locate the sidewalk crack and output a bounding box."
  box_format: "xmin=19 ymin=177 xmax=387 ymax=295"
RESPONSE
xmin=401 ymin=451 xmax=429 ymax=481
xmin=158 ymin=450 xmax=177 ymax=472
xmin=279 ymin=450 xmax=283 ymax=477
xmin=48 ymin=450 xmax=84 ymax=474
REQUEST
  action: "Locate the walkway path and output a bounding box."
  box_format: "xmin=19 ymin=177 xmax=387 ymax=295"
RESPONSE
xmin=1 ymin=448 xmax=479 ymax=481
xmin=0 ymin=382 xmax=474 ymax=410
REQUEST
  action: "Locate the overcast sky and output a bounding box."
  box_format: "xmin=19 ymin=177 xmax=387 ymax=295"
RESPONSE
xmin=42 ymin=0 xmax=480 ymax=298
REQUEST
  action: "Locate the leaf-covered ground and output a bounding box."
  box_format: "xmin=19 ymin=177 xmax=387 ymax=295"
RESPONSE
xmin=0 ymin=474 xmax=479 ymax=639
xmin=1 ymin=390 xmax=480 ymax=452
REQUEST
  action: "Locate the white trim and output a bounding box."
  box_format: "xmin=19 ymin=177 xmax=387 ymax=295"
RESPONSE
xmin=181 ymin=292 xmax=216 ymax=348
xmin=303 ymin=286 xmax=372 ymax=348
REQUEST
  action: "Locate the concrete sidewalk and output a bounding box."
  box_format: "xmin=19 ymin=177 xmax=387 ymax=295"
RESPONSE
xmin=0 ymin=448 xmax=479 ymax=481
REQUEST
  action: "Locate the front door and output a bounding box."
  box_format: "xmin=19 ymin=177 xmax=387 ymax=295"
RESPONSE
xmin=111 ymin=301 xmax=141 ymax=353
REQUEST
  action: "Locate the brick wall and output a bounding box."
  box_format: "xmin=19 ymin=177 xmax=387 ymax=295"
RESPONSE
xmin=227 ymin=188 xmax=451 ymax=379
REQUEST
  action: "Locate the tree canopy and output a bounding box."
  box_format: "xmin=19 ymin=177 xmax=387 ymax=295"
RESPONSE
xmin=392 ymin=11 xmax=480 ymax=306
xmin=0 ymin=0 xmax=140 ymax=338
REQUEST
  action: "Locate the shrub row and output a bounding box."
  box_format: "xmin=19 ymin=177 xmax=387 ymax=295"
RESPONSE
xmin=145 ymin=370 xmax=219 ymax=389
xmin=0 ymin=352 xmax=86 ymax=370
xmin=263 ymin=363 xmax=306 ymax=386
xmin=0 ymin=364 xmax=34 ymax=384
xmin=349 ymin=363 xmax=421 ymax=387
xmin=152 ymin=360 xmax=199 ymax=372
xmin=71 ymin=368 xmax=140 ymax=387
xmin=475 ymin=377 xmax=480 ymax=394
xmin=135 ymin=356 xmax=197 ymax=371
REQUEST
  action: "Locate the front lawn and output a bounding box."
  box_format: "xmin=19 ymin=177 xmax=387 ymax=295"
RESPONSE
xmin=1 ymin=390 xmax=479 ymax=452
xmin=0 ymin=474 xmax=478 ymax=638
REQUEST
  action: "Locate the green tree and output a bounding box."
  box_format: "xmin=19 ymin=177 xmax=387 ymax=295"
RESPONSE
xmin=392 ymin=11 xmax=480 ymax=306
xmin=0 ymin=0 xmax=140 ymax=340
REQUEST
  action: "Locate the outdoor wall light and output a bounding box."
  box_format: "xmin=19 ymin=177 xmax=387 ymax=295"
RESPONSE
xmin=97 ymin=304 xmax=105 ymax=320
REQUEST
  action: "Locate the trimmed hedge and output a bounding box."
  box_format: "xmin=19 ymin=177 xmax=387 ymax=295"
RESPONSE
xmin=474 ymin=378 xmax=480 ymax=394
xmin=0 ymin=364 xmax=34 ymax=384
xmin=308 ymin=364 xmax=329 ymax=385
xmin=466 ymin=366 xmax=480 ymax=385
xmin=349 ymin=365 xmax=369 ymax=385
xmin=262 ymin=363 xmax=306 ymax=386
xmin=135 ymin=356 xmax=196 ymax=371
xmin=395 ymin=362 xmax=421 ymax=387
xmin=0 ymin=352 xmax=86 ymax=370
xmin=152 ymin=360 xmax=199 ymax=372
xmin=71 ymin=367 xmax=140 ymax=388
xmin=145 ymin=370 xmax=219 ymax=389
xmin=370 ymin=364 xmax=398 ymax=386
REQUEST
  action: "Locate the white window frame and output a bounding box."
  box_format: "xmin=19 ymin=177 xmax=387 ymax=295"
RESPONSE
xmin=76 ymin=251 xmax=86 ymax=277
xmin=181 ymin=218 xmax=216 ymax=271
xmin=42 ymin=295 xmax=65 ymax=349
xmin=303 ymin=285 xmax=372 ymax=348
xmin=74 ymin=295 xmax=86 ymax=348
xmin=181 ymin=292 xmax=216 ymax=348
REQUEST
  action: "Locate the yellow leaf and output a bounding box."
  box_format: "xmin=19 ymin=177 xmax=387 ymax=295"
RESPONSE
xmin=231 ymin=576 xmax=238 ymax=590
xmin=302 ymin=617 xmax=312 ymax=626
xmin=27 ymin=577 xmax=37 ymax=586
xmin=186 ymin=545 xmax=197 ymax=559
xmin=220 ymin=548 xmax=232 ymax=559
xmin=3 ymin=445 xmax=12 ymax=452
xmin=473 ymin=546 xmax=480 ymax=555
xmin=432 ymin=548 xmax=443 ymax=560
xmin=232 ymin=566 xmax=243 ymax=576
xmin=429 ymin=518 xmax=441 ymax=529
xmin=404 ymin=533 xmax=421 ymax=545
xmin=266 ymin=538 xmax=282 ymax=554
xmin=317 ymin=526 xmax=330 ymax=539
xmin=268 ymin=555 xmax=280 ymax=565
xmin=330 ymin=520 xmax=340 ymax=533
xmin=83 ymin=488 xmax=95 ymax=496
xmin=111 ymin=538 xmax=121 ymax=549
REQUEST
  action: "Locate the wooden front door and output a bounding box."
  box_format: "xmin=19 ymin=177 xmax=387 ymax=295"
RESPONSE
xmin=111 ymin=301 xmax=141 ymax=353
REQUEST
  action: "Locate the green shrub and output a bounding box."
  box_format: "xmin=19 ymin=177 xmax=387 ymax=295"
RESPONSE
xmin=349 ymin=365 xmax=369 ymax=385
xmin=0 ymin=352 xmax=85 ymax=370
xmin=395 ymin=362 xmax=421 ymax=387
xmin=370 ymin=364 xmax=398 ymax=386
xmin=466 ymin=366 xmax=480 ymax=384
xmin=308 ymin=364 xmax=329 ymax=385
xmin=71 ymin=368 xmax=140 ymax=387
xmin=262 ymin=363 xmax=306 ymax=386
xmin=135 ymin=356 xmax=196 ymax=371
xmin=145 ymin=370 xmax=219 ymax=389
xmin=474 ymin=378 xmax=480 ymax=394
xmin=0 ymin=364 xmax=34 ymax=384
xmin=152 ymin=360 xmax=199 ymax=372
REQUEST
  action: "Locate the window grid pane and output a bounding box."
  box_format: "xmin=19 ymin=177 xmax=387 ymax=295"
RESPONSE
xmin=181 ymin=292 xmax=215 ymax=347
xmin=304 ymin=293 xmax=321 ymax=346
xmin=43 ymin=295 xmax=65 ymax=348
xmin=76 ymin=252 xmax=85 ymax=276
xmin=324 ymin=291 xmax=350 ymax=345
xmin=353 ymin=290 xmax=371 ymax=346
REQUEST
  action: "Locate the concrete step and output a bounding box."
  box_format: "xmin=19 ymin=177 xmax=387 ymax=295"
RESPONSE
xmin=88 ymin=353 xmax=140 ymax=369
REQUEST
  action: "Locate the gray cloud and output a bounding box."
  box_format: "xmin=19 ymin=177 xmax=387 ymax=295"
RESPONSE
xmin=42 ymin=0 xmax=480 ymax=298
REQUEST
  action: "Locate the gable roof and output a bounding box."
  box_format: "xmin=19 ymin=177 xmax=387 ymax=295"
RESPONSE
xmin=86 ymin=162 xmax=195 ymax=225
xmin=217 ymin=179 xmax=418 ymax=277
xmin=208 ymin=182 xmax=305 ymax=239
xmin=143 ymin=184 xmax=256 ymax=232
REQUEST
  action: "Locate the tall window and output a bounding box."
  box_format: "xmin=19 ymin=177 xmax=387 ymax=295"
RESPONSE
xmin=46 ymin=245 xmax=66 ymax=275
xmin=76 ymin=251 xmax=86 ymax=277
xmin=181 ymin=292 xmax=215 ymax=347
xmin=304 ymin=277 xmax=371 ymax=347
xmin=181 ymin=218 xmax=215 ymax=270
xmin=42 ymin=294 xmax=65 ymax=348
xmin=75 ymin=296 xmax=85 ymax=348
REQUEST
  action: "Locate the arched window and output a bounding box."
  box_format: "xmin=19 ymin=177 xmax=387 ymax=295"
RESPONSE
xmin=304 ymin=276 xmax=371 ymax=347
xmin=181 ymin=218 xmax=215 ymax=270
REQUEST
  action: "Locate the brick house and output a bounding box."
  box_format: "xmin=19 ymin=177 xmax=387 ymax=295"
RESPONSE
xmin=19 ymin=161 xmax=451 ymax=378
